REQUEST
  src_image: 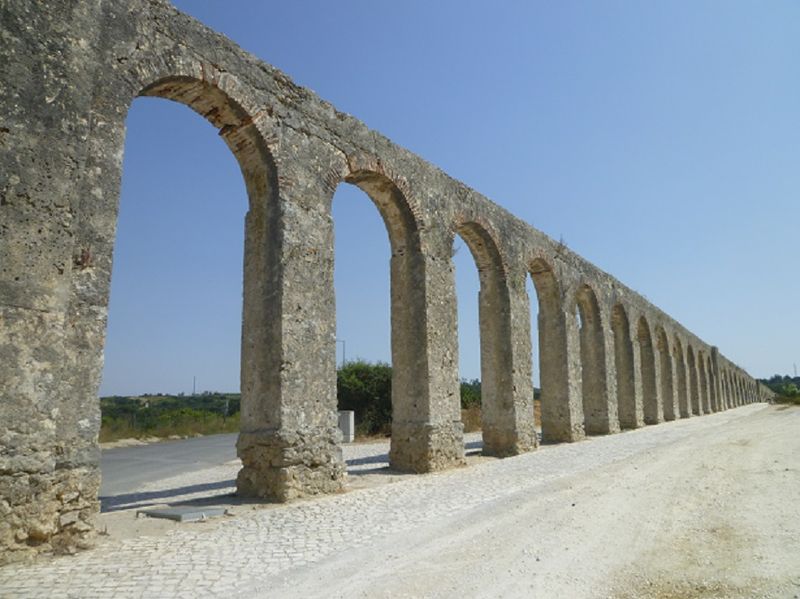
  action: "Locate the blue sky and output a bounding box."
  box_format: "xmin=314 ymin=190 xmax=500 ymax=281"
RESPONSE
xmin=100 ymin=1 xmax=800 ymax=395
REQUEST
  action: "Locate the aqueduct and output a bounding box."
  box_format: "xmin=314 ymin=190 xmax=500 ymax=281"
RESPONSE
xmin=0 ymin=1 xmax=774 ymax=562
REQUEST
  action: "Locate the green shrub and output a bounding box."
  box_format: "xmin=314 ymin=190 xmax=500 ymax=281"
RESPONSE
xmin=460 ymin=379 xmax=481 ymax=408
xmin=337 ymin=360 xmax=392 ymax=436
xmin=99 ymin=393 xmax=241 ymax=442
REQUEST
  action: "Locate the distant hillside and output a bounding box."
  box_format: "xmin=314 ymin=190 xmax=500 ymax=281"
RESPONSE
xmin=99 ymin=392 xmax=240 ymax=442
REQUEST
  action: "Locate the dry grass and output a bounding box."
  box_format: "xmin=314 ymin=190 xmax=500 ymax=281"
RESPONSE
xmin=99 ymin=413 xmax=240 ymax=443
xmin=461 ymin=405 xmax=482 ymax=432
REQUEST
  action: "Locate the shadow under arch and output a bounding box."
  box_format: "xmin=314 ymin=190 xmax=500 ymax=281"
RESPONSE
xmin=637 ymin=316 xmax=659 ymax=424
xmin=453 ymin=220 xmax=522 ymax=456
xmin=529 ymin=257 xmax=584 ymax=443
xmin=612 ymin=303 xmax=639 ymax=429
xmin=673 ymin=336 xmax=690 ymax=418
xmin=697 ymin=350 xmax=710 ymax=414
xmin=720 ymin=368 xmax=729 ymax=408
xmin=576 ymin=284 xmax=612 ymax=434
xmin=118 ymin=75 xmax=281 ymax=498
xmin=335 ymin=169 xmax=437 ymax=469
xmin=687 ymin=345 xmax=701 ymax=415
xmin=655 ymin=326 xmax=675 ymax=421
xmin=706 ymin=354 xmax=718 ymax=412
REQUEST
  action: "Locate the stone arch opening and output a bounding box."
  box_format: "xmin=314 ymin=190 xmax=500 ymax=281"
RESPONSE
xmin=687 ymin=346 xmax=700 ymax=415
xmin=673 ymin=337 xmax=690 ymax=418
xmin=612 ymin=304 xmax=639 ymax=429
xmin=637 ymin=316 xmax=659 ymax=424
xmin=105 ymin=96 xmax=252 ymax=388
xmin=656 ymin=327 xmax=675 ymax=421
xmin=104 ymin=77 xmax=280 ymax=501
xmin=332 ymin=171 xmax=432 ymax=471
xmin=723 ymin=369 xmax=732 ymax=408
xmin=697 ymin=350 xmax=709 ymax=414
xmin=453 ymin=221 xmax=523 ymax=456
xmin=330 ymin=182 xmax=394 ymax=439
xmin=529 ymin=258 xmax=584 ymax=442
xmin=707 ymin=356 xmax=718 ymax=412
xmin=576 ymin=285 xmax=611 ymax=434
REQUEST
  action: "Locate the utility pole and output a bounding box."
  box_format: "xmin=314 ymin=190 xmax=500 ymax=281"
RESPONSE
xmin=336 ymin=339 xmax=346 ymax=367
xmin=192 ymin=376 xmax=196 ymax=396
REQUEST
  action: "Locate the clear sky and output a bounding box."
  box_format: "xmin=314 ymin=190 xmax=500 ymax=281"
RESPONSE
xmin=100 ymin=1 xmax=800 ymax=396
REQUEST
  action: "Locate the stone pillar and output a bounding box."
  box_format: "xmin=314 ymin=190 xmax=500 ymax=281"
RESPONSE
xmin=638 ymin=320 xmax=661 ymax=425
xmin=675 ymin=347 xmax=691 ymax=418
xmin=0 ymin=2 xmax=119 ymax=562
xmin=709 ymin=348 xmax=722 ymax=412
xmin=718 ymin=370 xmax=727 ymax=410
xmin=628 ymin=335 xmax=647 ymax=427
xmin=387 ymin=222 xmax=465 ymax=472
xmin=612 ymin=307 xmax=640 ymax=429
xmin=657 ymin=335 xmax=676 ymax=421
xmin=708 ymin=371 xmax=719 ymax=412
xmin=539 ymin=305 xmax=585 ymax=443
xmin=577 ymin=292 xmax=618 ymax=435
xmin=600 ymin=311 xmax=621 ymax=433
xmin=236 ymin=136 xmax=346 ymax=500
xmin=663 ymin=352 xmax=679 ymax=420
xmin=698 ymin=356 xmax=711 ymax=414
xmin=688 ymin=350 xmax=701 ymax=415
xmin=479 ymin=268 xmax=537 ymax=456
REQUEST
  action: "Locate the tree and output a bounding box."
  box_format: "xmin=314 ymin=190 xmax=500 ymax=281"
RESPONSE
xmin=337 ymin=360 xmax=392 ymax=436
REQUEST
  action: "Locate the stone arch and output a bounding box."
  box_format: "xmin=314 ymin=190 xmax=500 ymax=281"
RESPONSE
xmin=697 ymin=350 xmax=710 ymax=413
xmin=637 ymin=316 xmax=659 ymax=424
xmin=707 ymin=355 xmax=719 ymax=412
xmin=687 ymin=345 xmax=700 ymax=415
xmin=344 ymin=170 xmax=422 ymax=255
xmin=335 ymin=168 xmax=445 ymax=470
xmin=612 ymin=304 xmax=639 ymax=429
xmin=656 ymin=327 xmax=675 ymax=421
xmin=530 ymin=257 xmax=584 ymax=442
xmin=673 ymin=337 xmax=690 ymax=418
xmin=453 ymin=219 xmax=520 ymax=456
xmin=117 ymin=75 xmax=288 ymax=499
xmin=576 ymin=284 xmax=612 ymax=434
xmin=728 ymin=370 xmax=735 ymax=407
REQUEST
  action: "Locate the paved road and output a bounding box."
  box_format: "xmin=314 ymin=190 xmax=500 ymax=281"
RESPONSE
xmin=7 ymin=406 xmax=793 ymax=598
xmin=100 ymin=433 xmax=238 ymax=496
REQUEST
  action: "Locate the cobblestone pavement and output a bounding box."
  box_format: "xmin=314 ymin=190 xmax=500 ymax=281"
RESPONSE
xmin=0 ymin=408 xmax=765 ymax=598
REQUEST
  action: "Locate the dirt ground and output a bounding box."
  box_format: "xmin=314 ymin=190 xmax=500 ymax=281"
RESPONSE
xmin=265 ymin=404 xmax=800 ymax=599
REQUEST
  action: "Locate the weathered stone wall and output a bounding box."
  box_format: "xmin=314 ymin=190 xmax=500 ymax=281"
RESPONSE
xmin=0 ymin=0 xmax=773 ymax=563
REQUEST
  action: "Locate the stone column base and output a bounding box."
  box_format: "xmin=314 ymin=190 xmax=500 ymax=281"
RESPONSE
xmin=236 ymin=427 xmax=345 ymax=502
xmin=389 ymin=421 xmax=465 ymax=473
xmin=541 ymin=423 xmax=586 ymax=444
xmin=482 ymin=426 xmax=537 ymax=458
xmin=585 ymin=420 xmax=622 ymax=436
xmin=0 ymin=467 xmax=99 ymax=566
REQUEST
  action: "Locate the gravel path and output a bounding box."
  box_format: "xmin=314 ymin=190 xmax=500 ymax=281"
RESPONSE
xmin=1 ymin=404 xmax=796 ymax=598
